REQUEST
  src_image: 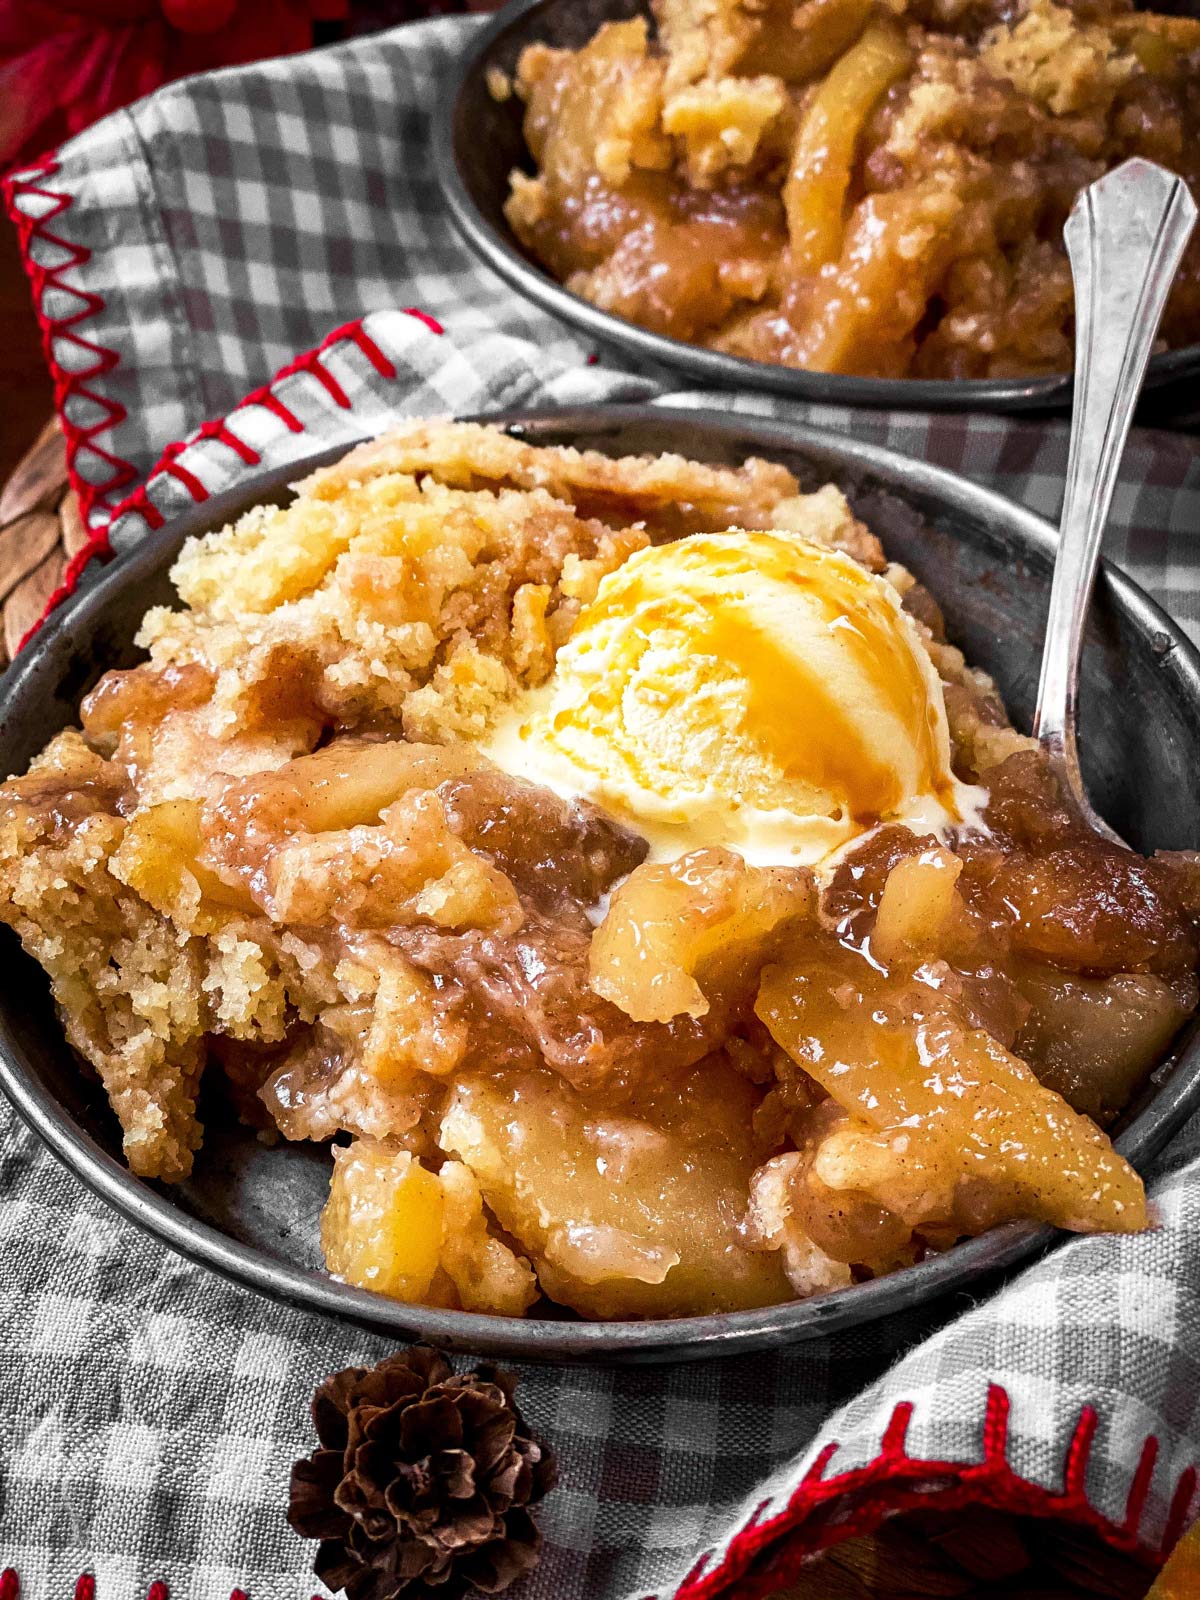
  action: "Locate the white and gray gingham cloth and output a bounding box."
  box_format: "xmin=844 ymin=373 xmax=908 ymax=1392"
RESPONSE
xmin=4 ymin=18 xmax=1200 ymax=1599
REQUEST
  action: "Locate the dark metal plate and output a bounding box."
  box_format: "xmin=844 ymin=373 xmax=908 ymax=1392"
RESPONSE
xmin=1 ymin=405 xmax=1199 ymax=1362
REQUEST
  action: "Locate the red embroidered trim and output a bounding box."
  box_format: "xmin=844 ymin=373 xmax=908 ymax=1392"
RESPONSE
xmin=668 ymin=1384 xmax=1192 ymax=1600
xmin=1166 ymin=1465 xmax=1199 ymax=1554
xmin=0 ymin=1387 xmax=1194 ymax=1599
xmin=100 ymin=313 xmax=437 ymax=543
xmin=8 ymin=309 xmax=441 ymax=652
xmin=0 ymin=157 xmax=132 ymax=536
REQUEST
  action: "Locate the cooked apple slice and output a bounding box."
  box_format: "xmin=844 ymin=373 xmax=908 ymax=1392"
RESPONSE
xmin=756 ymin=938 xmax=1147 ymax=1236
xmin=590 ymin=847 xmax=813 ymax=1022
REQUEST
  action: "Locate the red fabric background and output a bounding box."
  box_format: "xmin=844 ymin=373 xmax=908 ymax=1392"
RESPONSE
xmin=0 ymin=0 xmax=346 ymax=172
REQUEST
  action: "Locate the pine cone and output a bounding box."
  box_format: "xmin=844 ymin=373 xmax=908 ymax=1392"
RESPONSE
xmin=289 ymin=1346 xmax=558 ymax=1600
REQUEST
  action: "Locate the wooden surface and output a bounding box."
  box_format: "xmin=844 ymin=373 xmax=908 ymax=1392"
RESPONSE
xmin=0 ymin=214 xmax=53 ymax=490
xmin=772 ymin=1512 xmax=1152 ymax=1597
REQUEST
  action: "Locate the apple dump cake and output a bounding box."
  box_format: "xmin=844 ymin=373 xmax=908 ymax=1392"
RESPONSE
xmin=499 ymin=0 xmax=1200 ymax=379
xmin=2 ymin=421 xmax=1198 ymax=1319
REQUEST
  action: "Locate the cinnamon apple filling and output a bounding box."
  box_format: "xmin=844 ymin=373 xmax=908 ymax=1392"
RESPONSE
xmin=2 ymin=421 xmax=1196 ymax=1319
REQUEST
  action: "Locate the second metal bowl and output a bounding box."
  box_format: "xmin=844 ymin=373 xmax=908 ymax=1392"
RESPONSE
xmin=433 ymin=0 xmax=1200 ymax=416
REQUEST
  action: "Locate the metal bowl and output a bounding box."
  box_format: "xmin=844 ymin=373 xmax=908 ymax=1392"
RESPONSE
xmin=433 ymin=0 xmax=1200 ymax=416
xmin=2 ymin=405 xmax=1200 ymax=1364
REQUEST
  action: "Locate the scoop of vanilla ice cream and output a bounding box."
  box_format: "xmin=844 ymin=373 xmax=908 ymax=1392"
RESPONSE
xmin=484 ymin=528 xmax=979 ymax=865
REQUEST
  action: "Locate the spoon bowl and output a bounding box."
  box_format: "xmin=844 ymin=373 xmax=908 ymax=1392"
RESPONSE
xmin=1033 ymin=158 xmax=1197 ymax=840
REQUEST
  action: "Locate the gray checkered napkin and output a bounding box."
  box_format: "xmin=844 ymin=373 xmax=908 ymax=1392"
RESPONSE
xmin=4 ymin=16 xmax=1200 ymax=1599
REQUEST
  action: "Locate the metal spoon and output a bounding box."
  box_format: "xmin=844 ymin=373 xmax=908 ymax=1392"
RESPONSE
xmin=1032 ymin=158 xmax=1196 ymax=843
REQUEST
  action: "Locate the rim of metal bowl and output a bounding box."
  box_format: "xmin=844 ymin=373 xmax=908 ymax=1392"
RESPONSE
xmin=2 ymin=406 xmax=1200 ymax=1363
xmin=432 ymin=0 xmax=1200 ymax=415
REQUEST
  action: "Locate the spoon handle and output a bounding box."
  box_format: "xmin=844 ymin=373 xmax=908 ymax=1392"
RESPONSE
xmin=1033 ymin=159 xmax=1196 ymax=796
